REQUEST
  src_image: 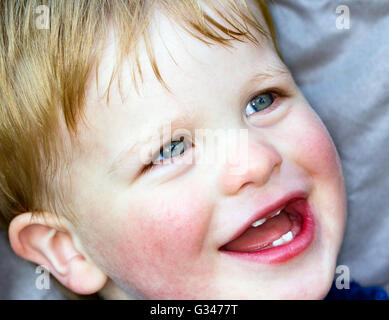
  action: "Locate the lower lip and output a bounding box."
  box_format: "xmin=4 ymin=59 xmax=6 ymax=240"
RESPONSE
xmin=220 ymin=199 xmax=315 ymax=264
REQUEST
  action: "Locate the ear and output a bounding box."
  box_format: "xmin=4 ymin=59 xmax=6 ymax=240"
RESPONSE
xmin=8 ymin=212 xmax=107 ymax=295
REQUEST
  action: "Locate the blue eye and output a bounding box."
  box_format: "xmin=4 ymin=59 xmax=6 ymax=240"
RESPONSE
xmin=157 ymin=138 xmax=187 ymax=162
xmin=245 ymin=93 xmax=274 ymax=116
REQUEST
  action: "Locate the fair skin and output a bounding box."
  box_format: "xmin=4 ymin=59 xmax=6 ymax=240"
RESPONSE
xmin=9 ymin=3 xmax=346 ymax=299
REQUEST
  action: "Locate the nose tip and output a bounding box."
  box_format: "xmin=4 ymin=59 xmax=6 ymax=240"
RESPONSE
xmin=219 ymin=140 xmax=282 ymax=196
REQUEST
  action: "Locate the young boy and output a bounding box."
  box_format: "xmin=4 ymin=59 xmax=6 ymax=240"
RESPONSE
xmin=0 ymin=0 xmax=347 ymax=299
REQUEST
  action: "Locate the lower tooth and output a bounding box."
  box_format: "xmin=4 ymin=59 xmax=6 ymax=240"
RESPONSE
xmin=282 ymin=231 xmax=293 ymax=242
xmin=272 ymin=237 xmax=285 ymax=247
xmin=272 ymin=231 xmax=294 ymax=247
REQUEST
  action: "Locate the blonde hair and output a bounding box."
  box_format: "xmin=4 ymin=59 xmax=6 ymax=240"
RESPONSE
xmin=0 ymin=0 xmax=278 ymax=231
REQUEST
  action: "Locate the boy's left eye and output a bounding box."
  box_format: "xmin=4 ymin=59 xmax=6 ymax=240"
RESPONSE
xmin=245 ymin=92 xmax=274 ymax=116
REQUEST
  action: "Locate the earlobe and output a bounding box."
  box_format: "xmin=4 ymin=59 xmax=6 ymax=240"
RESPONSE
xmin=8 ymin=213 xmax=107 ymax=295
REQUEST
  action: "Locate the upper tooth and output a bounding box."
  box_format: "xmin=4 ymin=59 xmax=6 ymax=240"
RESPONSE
xmin=251 ymin=218 xmax=267 ymax=227
xmin=270 ymin=209 xmax=282 ymax=218
xmin=251 ymin=208 xmax=282 ymax=227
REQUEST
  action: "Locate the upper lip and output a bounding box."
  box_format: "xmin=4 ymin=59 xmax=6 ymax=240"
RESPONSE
xmin=220 ymin=190 xmax=308 ymax=249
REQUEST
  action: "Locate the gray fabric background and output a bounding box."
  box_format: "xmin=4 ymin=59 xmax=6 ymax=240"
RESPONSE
xmin=1 ymin=0 xmax=388 ymax=299
xmin=268 ymin=0 xmax=389 ymax=293
xmin=0 ymin=231 xmax=66 ymax=299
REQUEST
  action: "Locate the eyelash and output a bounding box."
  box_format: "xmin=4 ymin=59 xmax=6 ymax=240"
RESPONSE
xmin=143 ymin=88 xmax=289 ymax=173
xmin=143 ymin=138 xmax=193 ymax=173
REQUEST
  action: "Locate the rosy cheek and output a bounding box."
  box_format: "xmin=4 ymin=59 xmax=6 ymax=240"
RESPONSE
xmin=108 ymin=190 xmax=215 ymax=298
xmin=290 ymin=108 xmax=342 ymax=179
xmin=130 ymin=196 xmax=208 ymax=260
xmin=288 ymin=107 xmax=346 ymax=238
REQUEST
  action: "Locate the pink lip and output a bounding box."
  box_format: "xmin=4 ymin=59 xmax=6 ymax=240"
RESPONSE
xmin=219 ymin=195 xmax=315 ymax=264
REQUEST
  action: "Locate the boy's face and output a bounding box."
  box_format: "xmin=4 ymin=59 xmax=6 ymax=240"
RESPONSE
xmin=67 ymin=5 xmax=346 ymax=299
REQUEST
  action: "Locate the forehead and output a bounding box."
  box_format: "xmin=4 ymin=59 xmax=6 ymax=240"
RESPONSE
xmin=86 ymin=1 xmax=270 ymax=93
xmin=76 ymin=3 xmax=284 ymax=164
xmin=85 ymin=3 xmax=276 ymax=112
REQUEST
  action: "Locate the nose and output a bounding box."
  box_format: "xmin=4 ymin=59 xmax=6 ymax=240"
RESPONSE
xmin=218 ymin=137 xmax=282 ymax=196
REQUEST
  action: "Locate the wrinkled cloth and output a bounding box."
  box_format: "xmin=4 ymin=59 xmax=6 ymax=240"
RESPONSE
xmin=0 ymin=230 xmax=66 ymax=299
xmin=269 ymin=0 xmax=389 ymax=293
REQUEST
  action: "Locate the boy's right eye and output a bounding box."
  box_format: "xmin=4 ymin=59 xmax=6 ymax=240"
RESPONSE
xmin=158 ymin=138 xmax=186 ymax=161
xmin=150 ymin=136 xmax=192 ymax=167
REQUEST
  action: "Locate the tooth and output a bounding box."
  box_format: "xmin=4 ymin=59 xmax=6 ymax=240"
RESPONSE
xmin=281 ymin=231 xmax=293 ymax=242
xmin=272 ymin=231 xmax=294 ymax=247
xmin=251 ymin=218 xmax=267 ymax=227
xmin=270 ymin=209 xmax=281 ymax=218
xmin=272 ymin=237 xmax=285 ymax=247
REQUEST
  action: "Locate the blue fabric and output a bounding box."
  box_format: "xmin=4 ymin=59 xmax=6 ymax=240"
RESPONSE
xmin=325 ymin=281 xmax=389 ymax=300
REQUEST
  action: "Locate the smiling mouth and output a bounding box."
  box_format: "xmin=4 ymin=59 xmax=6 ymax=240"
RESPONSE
xmin=219 ymin=198 xmax=315 ymax=264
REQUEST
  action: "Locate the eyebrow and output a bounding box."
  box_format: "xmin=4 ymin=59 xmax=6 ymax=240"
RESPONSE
xmin=250 ymin=66 xmax=289 ymax=82
xmin=108 ymin=111 xmax=197 ymax=175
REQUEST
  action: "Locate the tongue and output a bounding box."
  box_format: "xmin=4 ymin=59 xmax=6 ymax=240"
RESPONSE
xmin=223 ymin=211 xmax=292 ymax=252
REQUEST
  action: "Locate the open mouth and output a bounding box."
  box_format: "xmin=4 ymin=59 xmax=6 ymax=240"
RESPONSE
xmin=219 ymin=197 xmax=315 ymax=264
